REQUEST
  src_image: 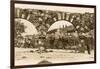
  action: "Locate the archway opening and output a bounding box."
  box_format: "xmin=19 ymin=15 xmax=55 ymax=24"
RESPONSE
xmin=46 ymin=20 xmax=79 ymax=49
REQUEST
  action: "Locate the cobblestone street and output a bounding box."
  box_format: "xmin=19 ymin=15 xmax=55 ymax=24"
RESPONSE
xmin=15 ymin=48 xmax=94 ymax=66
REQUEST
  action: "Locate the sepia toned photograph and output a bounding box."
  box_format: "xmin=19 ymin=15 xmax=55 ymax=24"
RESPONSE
xmin=11 ymin=1 xmax=96 ymax=68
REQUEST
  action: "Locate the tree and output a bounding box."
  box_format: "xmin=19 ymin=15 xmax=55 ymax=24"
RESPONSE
xmin=15 ymin=21 xmax=25 ymax=47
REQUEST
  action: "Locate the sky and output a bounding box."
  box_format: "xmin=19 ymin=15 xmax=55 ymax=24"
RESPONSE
xmin=15 ymin=3 xmax=94 ymax=13
xmin=15 ymin=18 xmax=38 ymax=36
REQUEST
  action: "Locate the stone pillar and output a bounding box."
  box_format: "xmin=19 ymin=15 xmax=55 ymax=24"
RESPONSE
xmin=57 ymin=12 xmax=62 ymax=20
xmin=15 ymin=8 xmax=20 ymax=18
xmin=65 ymin=13 xmax=70 ymax=21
